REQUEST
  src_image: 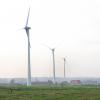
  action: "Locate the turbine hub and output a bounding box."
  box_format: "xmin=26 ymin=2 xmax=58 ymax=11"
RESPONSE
xmin=24 ymin=26 xmax=31 ymax=30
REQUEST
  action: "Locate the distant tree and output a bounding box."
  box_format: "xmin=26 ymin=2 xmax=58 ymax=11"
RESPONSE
xmin=61 ymin=81 xmax=68 ymax=87
xmin=10 ymin=79 xmax=15 ymax=85
xmin=9 ymin=79 xmax=15 ymax=93
xmin=48 ymin=80 xmax=53 ymax=85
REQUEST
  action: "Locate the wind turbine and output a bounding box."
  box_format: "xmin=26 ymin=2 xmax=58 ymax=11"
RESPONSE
xmin=24 ymin=8 xmax=31 ymax=86
xmin=63 ymin=56 xmax=67 ymax=79
xmin=43 ymin=44 xmax=56 ymax=84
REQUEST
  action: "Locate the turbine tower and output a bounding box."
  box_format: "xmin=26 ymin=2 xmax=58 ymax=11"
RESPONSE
xmin=63 ymin=56 xmax=67 ymax=78
xmin=51 ymin=48 xmax=56 ymax=84
xmin=24 ymin=8 xmax=31 ymax=86
xmin=43 ymin=45 xmax=56 ymax=84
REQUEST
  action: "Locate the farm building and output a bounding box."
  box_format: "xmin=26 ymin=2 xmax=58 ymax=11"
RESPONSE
xmin=70 ymin=80 xmax=81 ymax=85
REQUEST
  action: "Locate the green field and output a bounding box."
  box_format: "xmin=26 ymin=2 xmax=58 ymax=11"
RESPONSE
xmin=0 ymin=85 xmax=100 ymax=100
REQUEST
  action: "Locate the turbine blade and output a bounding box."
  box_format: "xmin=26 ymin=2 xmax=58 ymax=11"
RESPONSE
xmin=54 ymin=42 xmax=62 ymax=49
xmin=42 ymin=44 xmax=52 ymax=50
xmin=29 ymin=41 xmax=31 ymax=48
xmin=26 ymin=8 xmax=30 ymax=26
xmin=26 ymin=32 xmax=28 ymax=37
xmin=17 ymin=28 xmax=24 ymax=31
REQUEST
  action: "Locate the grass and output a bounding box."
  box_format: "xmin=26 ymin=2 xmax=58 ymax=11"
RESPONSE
xmin=0 ymin=85 xmax=100 ymax=100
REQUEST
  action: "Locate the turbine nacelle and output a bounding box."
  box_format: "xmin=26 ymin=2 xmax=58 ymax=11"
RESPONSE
xmin=24 ymin=26 xmax=31 ymax=31
xmin=51 ymin=48 xmax=55 ymax=51
xmin=24 ymin=26 xmax=31 ymax=37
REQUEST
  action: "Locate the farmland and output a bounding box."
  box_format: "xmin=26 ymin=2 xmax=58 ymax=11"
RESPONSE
xmin=0 ymin=85 xmax=100 ymax=100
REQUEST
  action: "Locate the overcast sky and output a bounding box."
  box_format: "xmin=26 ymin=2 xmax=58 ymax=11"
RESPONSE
xmin=0 ymin=0 xmax=100 ymax=78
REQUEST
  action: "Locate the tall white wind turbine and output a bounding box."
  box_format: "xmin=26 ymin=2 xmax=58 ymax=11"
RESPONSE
xmin=43 ymin=45 xmax=56 ymax=84
xmin=24 ymin=8 xmax=31 ymax=86
xmin=52 ymin=48 xmax=56 ymax=84
xmin=63 ymin=56 xmax=67 ymax=79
